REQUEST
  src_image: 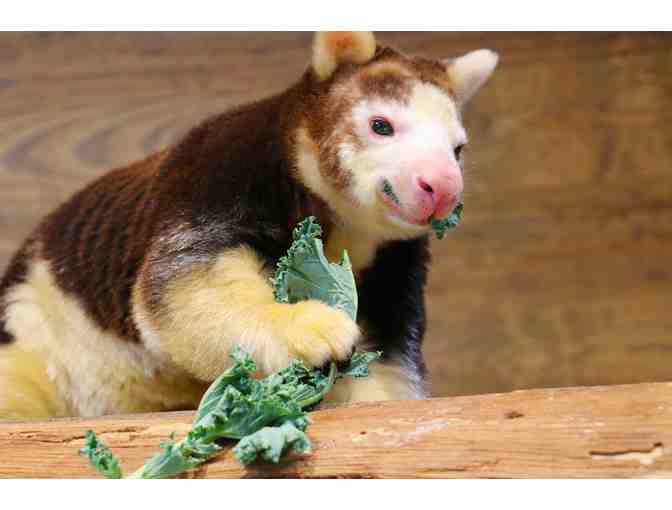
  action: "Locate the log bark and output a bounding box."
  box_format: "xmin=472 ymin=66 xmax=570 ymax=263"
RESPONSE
xmin=1 ymin=382 xmax=671 ymax=478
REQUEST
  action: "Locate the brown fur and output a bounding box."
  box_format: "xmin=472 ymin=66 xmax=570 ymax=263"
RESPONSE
xmin=36 ymin=151 xmax=168 ymax=343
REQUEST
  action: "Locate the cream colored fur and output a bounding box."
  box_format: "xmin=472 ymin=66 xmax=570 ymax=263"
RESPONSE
xmin=324 ymin=355 xmax=427 ymax=404
xmin=133 ymin=245 xmax=361 ymax=381
xmin=0 ymin=344 xmax=70 ymax=419
xmin=1 ymin=258 xmax=206 ymax=419
xmin=445 ymin=49 xmax=499 ymax=104
xmin=312 ymin=31 xmax=377 ymax=81
xmin=324 ymin=224 xmax=380 ymax=275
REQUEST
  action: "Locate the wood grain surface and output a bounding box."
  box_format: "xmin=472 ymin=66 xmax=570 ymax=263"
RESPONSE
xmin=0 ymin=32 xmax=670 ymax=397
xmin=1 ymin=382 xmax=671 ymax=478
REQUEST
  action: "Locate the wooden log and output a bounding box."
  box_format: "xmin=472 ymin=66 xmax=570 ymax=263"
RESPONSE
xmin=1 ymin=382 xmax=671 ymax=478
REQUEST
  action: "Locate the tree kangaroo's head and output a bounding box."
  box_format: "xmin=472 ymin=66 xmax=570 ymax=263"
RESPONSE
xmin=291 ymin=31 xmax=497 ymax=240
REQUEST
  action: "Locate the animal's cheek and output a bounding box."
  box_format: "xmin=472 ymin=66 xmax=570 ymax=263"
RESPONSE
xmin=342 ymin=158 xmax=386 ymax=209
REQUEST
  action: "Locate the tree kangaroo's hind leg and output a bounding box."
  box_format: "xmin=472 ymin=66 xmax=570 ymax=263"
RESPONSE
xmin=0 ymin=344 xmax=69 ymax=421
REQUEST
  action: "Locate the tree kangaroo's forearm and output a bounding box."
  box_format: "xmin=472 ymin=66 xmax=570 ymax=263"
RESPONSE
xmin=133 ymin=245 xmax=360 ymax=381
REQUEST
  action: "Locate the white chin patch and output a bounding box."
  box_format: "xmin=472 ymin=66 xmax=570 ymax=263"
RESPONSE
xmin=386 ymin=212 xmax=428 ymax=233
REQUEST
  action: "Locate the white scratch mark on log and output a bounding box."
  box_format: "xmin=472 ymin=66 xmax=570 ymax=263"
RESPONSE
xmin=591 ymin=444 xmax=665 ymax=466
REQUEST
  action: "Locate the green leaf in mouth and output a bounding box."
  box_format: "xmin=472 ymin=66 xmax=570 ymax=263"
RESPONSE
xmin=430 ymin=201 xmax=464 ymax=240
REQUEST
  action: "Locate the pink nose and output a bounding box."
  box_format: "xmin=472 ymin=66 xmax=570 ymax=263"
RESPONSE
xmin=416 ymin=174 xmax=462 ymax=219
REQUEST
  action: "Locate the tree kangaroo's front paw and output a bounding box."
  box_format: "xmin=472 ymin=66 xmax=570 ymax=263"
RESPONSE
xmin=283 ymin=300 xmax=360 ymax=368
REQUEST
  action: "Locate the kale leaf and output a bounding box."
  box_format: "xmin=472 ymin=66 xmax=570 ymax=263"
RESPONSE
xmin=79 ymin=430 xmax=123 ymax=479
xmin=125 ymin=349 xmax=335 ymax=478
xmin=430 ymin=201 xmax=464 ymax=240
xmin=233 ymin=421 xmax=311 ymax=465
xmin=337 ymin=351 xmax=383 ymax=378
xmin=271 ymin=216 xmax=357 ymax=321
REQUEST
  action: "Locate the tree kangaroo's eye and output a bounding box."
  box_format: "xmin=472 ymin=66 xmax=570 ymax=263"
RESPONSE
xmin=370 ymin=117 xmax=394 ymax=136
xmin=454 ymin=144 xmax=465 ymax=159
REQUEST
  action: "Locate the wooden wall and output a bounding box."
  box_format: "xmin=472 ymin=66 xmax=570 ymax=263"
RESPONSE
xmin=0 ymin=32 xmax=670 ymax=397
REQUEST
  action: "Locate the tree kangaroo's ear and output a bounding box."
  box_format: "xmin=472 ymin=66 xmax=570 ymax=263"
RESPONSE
xmin=312 ymin=31 xmax=377 ymax=81
xmin=444 ymin=49 xmax=499 ymax=105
